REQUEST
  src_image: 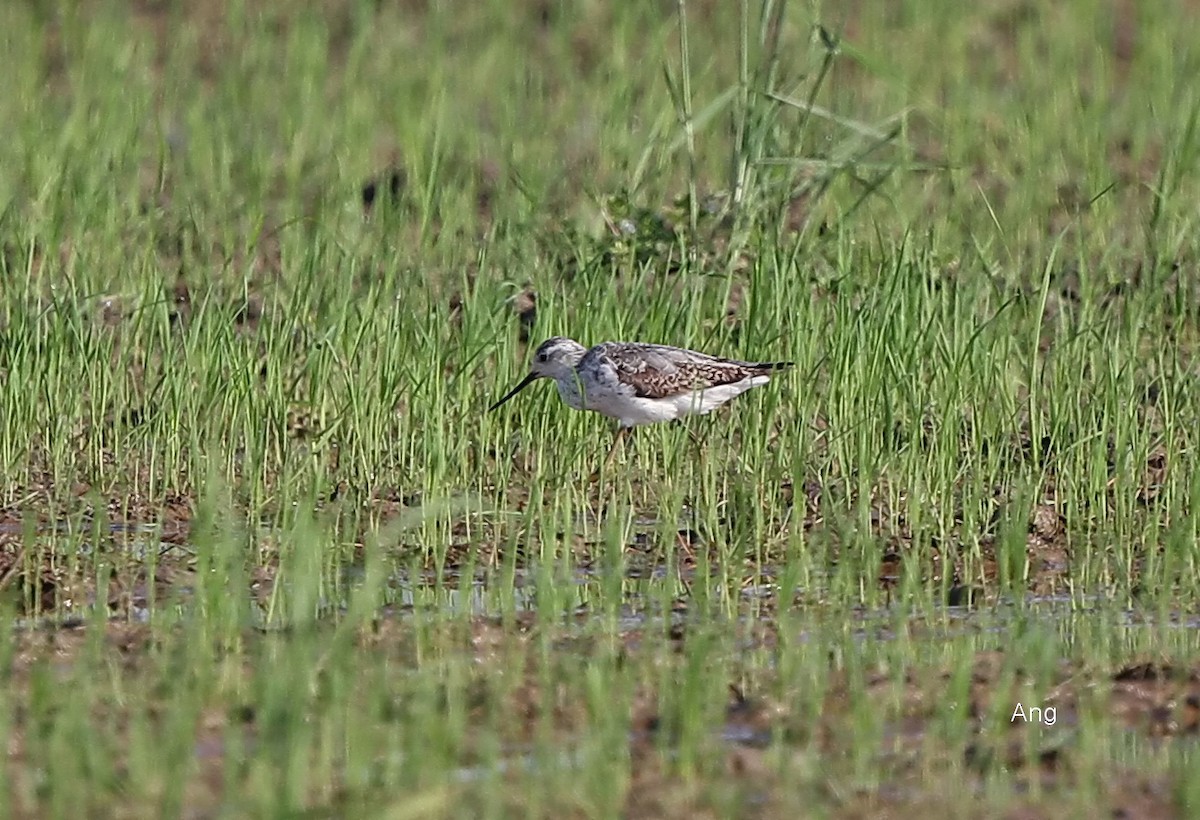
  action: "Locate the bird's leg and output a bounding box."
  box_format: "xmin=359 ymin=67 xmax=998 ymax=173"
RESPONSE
xmin=589 ymin=427 xmax=632 ymax=484
xmin=602 ymin=426 xmax=630 ymax=471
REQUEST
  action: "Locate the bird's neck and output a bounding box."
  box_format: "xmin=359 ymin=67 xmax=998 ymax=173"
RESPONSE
xmin=553 ymin=373 xmax=586 ymax=411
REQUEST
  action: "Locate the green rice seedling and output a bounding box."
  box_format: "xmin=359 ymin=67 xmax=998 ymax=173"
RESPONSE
xmin=1 ymin=0 xmax=1199 ymax=815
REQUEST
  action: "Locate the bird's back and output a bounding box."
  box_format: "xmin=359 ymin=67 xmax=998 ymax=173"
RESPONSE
xmin=583 ymin=341 xmax=792 ymax=400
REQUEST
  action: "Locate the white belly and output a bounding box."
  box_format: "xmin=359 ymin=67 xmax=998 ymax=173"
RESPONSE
xmin=583 ymin=375 xmax=772 ymax=427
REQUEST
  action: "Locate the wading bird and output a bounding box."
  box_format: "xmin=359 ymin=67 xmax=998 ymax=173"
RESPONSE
xmin=489 ymin=336 xmax=792 ymax=467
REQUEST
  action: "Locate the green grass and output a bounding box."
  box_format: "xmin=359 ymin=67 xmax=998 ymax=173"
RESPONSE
xmin=1 ymin=0 xmax=1200 ymax=816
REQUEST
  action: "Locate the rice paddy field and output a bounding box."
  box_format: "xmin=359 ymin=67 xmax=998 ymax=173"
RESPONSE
xmin=2 ymin=0 xmax=1200 ymax=816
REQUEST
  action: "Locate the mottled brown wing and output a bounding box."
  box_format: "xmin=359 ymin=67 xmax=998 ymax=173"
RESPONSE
xmin=598 ymin=343 xmax=790 ymax=400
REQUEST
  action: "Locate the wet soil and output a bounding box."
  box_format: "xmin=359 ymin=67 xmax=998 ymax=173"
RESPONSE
xmin=4 ymin=608 xmax=1194 ymax=818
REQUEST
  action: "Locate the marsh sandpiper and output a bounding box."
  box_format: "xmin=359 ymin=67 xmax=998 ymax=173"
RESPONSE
xmin=489 ymin=337 xmax=793 ymax=464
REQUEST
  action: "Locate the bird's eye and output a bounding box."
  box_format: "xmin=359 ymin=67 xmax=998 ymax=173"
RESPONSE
xmin=537 ymin=352 xmax=548 ymax=363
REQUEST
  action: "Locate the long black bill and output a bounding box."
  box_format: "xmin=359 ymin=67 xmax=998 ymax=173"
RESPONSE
xmin=488 ymin=372 xmax=539 ymax=412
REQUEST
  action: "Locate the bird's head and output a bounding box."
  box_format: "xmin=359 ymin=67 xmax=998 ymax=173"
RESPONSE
xmin=488 ymin=337 xmax=587 ymax=411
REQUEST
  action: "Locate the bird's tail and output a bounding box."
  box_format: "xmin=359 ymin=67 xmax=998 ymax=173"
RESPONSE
xmin=752 ymin=361 xmax=794 ymax=373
